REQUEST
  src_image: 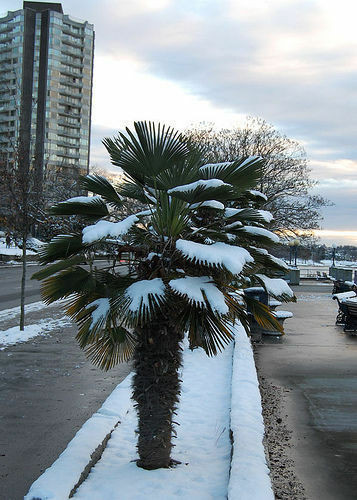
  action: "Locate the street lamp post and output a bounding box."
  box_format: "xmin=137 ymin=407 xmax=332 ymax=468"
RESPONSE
xmin=293 ymin=238 xmax=300 ymax=267
xmin=288 ymin=240 xmax=294 ymax=265
xmin=332 ymin=243 xmax=337 ymax=267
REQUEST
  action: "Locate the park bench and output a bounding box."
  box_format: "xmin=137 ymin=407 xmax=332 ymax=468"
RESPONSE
xmin=332 ymin=279 xmax=355 ymax=294
xmin=343 ymin=298 xmax=357 ymax=333
xmin=243 ymin=287 xmax=293 ymax=339
xmin=332 ymin=291 xmax=356 ymax=325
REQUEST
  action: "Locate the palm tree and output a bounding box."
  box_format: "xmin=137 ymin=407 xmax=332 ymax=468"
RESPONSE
xmin=33 ymin=121 xmax=294 ymax=470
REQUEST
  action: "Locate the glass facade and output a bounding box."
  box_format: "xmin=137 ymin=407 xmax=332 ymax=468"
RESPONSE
xmin=0 ymin=4 xmax=94 ymax=177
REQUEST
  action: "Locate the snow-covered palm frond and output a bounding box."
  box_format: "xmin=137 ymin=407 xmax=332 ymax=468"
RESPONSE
xmin=199 ymin=156 xmax=262 ymax=190
xmin=254 ymin=274 xmax=296 ymax=302
xmin=124 ymin=278 xmax=168 ymax=327
xmin=176 ymin=239 xmax=253 ymax=275
xmin=49 ymin=196 xmax=109 ymax=220
xmin=81 ymin=214 xmax=140 ymax=244
xmin=169 ymin=276 xmax=229 ymax=315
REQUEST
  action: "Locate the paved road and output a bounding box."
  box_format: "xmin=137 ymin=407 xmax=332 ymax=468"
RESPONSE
xmin=255 ymin=282 xmax=357 ymax=500
xmin=0 ymin=265 xmax=131 ymax=500
xmin=0 ymin=264 xmax=42 ymax=310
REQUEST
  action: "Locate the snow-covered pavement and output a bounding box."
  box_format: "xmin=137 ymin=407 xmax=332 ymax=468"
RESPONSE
xmin=26 ymin=325 xmax=274 ymax=500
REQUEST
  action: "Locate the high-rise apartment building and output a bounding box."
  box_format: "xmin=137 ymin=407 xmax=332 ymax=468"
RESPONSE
xmin=0 ymin=2 xmax=94 ymax=196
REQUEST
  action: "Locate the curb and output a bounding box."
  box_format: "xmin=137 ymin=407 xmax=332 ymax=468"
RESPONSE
xmin=228 ymin=324 xmax=274 ymax=500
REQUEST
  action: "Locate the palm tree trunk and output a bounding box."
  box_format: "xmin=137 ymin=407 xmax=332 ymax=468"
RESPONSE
xmin=132 ymin=316 xmax=183 ymax=470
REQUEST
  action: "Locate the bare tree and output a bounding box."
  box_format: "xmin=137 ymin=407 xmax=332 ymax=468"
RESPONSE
xmin=185 ymin=117 xmax=331 ymax=238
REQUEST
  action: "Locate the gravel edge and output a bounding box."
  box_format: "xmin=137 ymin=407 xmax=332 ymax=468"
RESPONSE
xmin=257 ymin=373 xmax=307 ymax=500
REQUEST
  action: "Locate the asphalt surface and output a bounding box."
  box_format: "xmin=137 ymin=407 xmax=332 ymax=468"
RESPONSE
xmin=0 ymin=264 xmax=42 ymax=310
xmin=255 ymin=281 xmax=357 ymax=500
xmin=0 ymin=266 xmax=131 ymax=500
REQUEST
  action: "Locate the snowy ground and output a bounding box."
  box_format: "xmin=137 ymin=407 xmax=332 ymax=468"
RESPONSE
xmin=0 ymin=300 xmax=70 ymax=350
xmin=26 ymin=324 xmax=273 ymax=500
xmin=0 ymin=238 xmax=37 ymax=256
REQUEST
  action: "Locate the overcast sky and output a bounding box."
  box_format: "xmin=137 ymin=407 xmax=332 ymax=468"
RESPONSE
xmin=4 ymin=0 xmax=357 ymax=245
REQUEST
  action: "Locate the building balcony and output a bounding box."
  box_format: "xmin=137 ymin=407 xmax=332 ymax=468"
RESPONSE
xmin=59 ymin=77 xmax=83 ymax=88
xmin=59 ymin=67 xmax=82 ymax=78
xmin=61 ymin=46 xmax=83 ymax=58
xmin=62 ymin=36 xmax=83 ymax=48
xmin=57 ymin=129 xmax=81 ymax=139
xmin=58 ymin=96 xmax=81 ymax=107
xmin=56 ymin=151 xmax=80 ymax=159
xmin=57 ymin=139 xmax=80 ymax=148
xmin=58 ymin=87 xmax=82 ymax=98
xmin=57 ymin=119 xmax=81 ymax=128
xmin=62 ymin=27 xmax=84 ymax=39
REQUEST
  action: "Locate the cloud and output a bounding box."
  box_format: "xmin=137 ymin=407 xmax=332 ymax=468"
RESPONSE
xmin=3 ymin=0 xmax=355 ymax=236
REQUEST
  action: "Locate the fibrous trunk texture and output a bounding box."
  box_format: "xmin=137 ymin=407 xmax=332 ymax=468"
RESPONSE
xmin=132 ymin=316 xmax=183 ymax=470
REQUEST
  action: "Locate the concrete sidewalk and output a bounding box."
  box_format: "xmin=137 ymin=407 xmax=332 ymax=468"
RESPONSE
xmin=255 ymin=281 xmax=357 ymax=500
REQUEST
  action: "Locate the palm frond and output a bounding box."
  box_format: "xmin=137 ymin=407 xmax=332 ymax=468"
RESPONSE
xmin=244 ymin=295 xmax=284 ymax=333
xmin=31 ymin=255 xmax=84 ymax=280
xmin=37 ymin=234 xmax=87 ymax=264
xmin=40 ymin=267 xmax=98 ymax=304
xmin=103 ymin=121 xmax=191 ymax=181
xmin=200 ymin=156 xmax=262 ymax=191
xmin=83 ymin=327 xmax=136 ymax=370
xmin=80 ymin=174 xmax=123 ymax=209
xmin=49 ymin=197 xmax=109 ymax=220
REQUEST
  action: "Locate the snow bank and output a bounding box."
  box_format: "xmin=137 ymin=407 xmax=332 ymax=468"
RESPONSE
xmin=25 ymin=374 xmax=134 ymax=500
xmin=228 ymin=323 xmax=274 ymax=500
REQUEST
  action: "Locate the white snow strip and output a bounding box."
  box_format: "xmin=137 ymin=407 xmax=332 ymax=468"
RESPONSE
xmin=225 ymin=221 xmax=243 ymax=230
xmin=268 ymin=254 xmax=289 ymax=270
xmin=125 ymin=278 xmax=166 ymax=312
xmin=274 ymin=310 xmax=293 ymax=319
xmin=200 ymin=161 xmax=233 ymax=171
xmin=85 ymin=298 xmax=110 ymax=326
xmin=256 ymin=274 xmax=294 ymax=298
xmin=190 ymin=200 xmax=225 ymax=210
xmin=176 ymin=239 xmax=254 ymax=275
xmin=248 ymin=190 xmax=267 ymax=201
xmin=25 ymin=373 xmax=134 ymax=500
xmin=250 ymin=246 xmax=269 ymax=255
xmin=60 ymin=196 xmax=102 ymax=204
xmin=0 ymin=300 xmax=66 ymax=322
xmin=243 ymin=226 xmax=279 ymax=243
xmin=257 ymin=210 xmax=274 ymax=223
xmin=82 ymin=215 xmax=138 ymax=244
xmin=228 ymin=323 xmax=274 ymax=500
xmin=168 ymin=179 xmax=230 ymax=194
xmin=169 ymin=276 xmax=229 ymax=314
xmin=0 ymin=316 xmax=71 ymax=349
xmin=224 ymin=208 xmax=244 ymax=218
